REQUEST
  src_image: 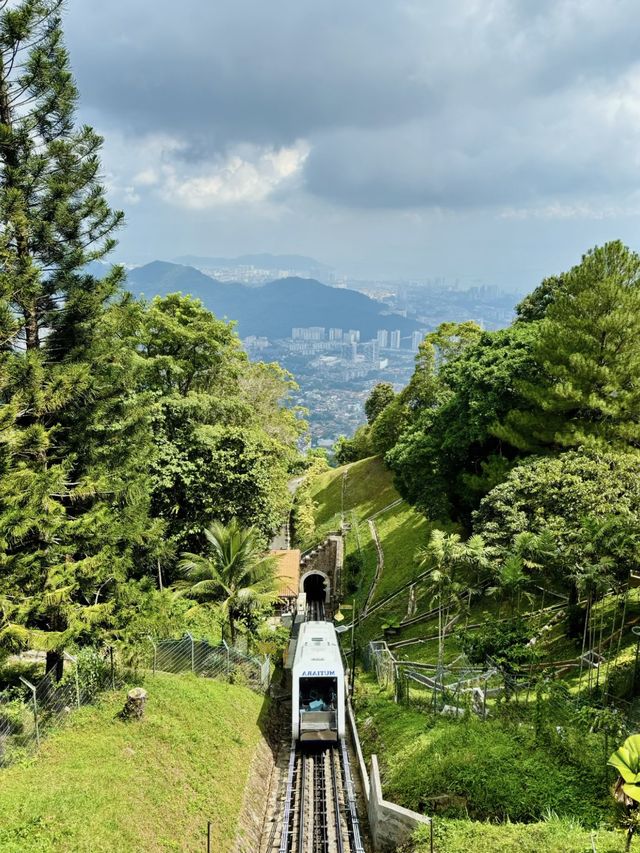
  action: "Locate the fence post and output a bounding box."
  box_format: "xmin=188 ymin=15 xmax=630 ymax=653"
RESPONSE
xmin=222 ymin=640 xmax=231 ymax=676
xmin=64 ymin=652 xmax=81 ymax=708
xmin=186 ymin=632 xmax=195 ymax=673
xmin=19 ymin=676 xmax=40 ymax=748
xmin=148 ymin=635 xmax=158 ymax=675
xmin=261 ymin=655 xmax=270 ymax=690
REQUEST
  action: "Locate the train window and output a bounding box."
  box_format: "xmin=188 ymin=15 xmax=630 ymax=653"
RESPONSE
xmin=299 ymin=677 xmax=337 ymax=711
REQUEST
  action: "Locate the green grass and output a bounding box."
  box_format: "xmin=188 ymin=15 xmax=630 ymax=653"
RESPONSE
xmin=371 ymin=503 xmax=431 ymax=604
xmin=344 ymin=516 xmax=379 ymax=613
xmin=309 ymin=456 xmax=401 ymax=540
xmin=0 ymin=673 xmax=265 ymax=852
xmin=412 ymin=815 xmax=626 ymax=853
xmin=355 ymin=676 xmax=612 ymax=827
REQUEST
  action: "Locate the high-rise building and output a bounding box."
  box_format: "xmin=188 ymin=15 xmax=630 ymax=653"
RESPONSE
xmin=348 ymin=329 xmax=360 ymax=343
xmin=369 ymin=340 xmax=380 ymax=364
xmin=411 ymin=331 xmax=424 ymax=352
xmin=329 ymin=328 xmax=343 ymax=341
xmin=308 ymin=326 xmax=325 ymax=341
xmin=376 ymin=329 xmax=389 ymax=348
xmin=350 ymin=341 xmax=358 ymax=362
xmin=390 ymin=330 xmax=401 ymax=349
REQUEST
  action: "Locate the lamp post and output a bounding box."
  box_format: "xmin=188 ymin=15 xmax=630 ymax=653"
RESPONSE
xmin=335 ymin=599 xmax=357 ymax=702
xmin=632 ymin=626 xmax=640 ymax=694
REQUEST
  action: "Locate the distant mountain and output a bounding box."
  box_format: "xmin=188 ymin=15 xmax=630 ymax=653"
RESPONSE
xmin=126 ymin=261 xmax=421 ymax=339
xmin=172 ymin=253 xmax=330 ymax=272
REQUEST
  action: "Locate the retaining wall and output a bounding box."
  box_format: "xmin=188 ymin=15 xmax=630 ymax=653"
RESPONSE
xmin=347 ymin=702 xmax=431 ymax=852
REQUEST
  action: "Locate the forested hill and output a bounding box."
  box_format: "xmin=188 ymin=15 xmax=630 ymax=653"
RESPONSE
xmin=126 ymin=261 xmax=421 ymax=338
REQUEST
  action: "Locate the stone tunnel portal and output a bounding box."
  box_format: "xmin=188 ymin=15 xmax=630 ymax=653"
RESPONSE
xmin=301 ymin=570 xmax=330 ymax=604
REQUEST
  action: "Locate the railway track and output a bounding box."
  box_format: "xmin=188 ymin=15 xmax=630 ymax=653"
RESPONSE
xmin=306 ymin=600 xmax=325 ymax=621
xmin=278 ymin=740 xmax=365 ymax=853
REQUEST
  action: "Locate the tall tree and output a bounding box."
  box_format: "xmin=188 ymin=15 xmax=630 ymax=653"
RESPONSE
xmin=364 ymin=382 xmax=396 ymax=424
xmin=0 ymin=1 xmax=152 ymax=676
xmin=499 ymin=241 xmax=640 ymax=451
xmin=138 ymin=294 xmax=299 ymax=562
xmin=388 ymin=324 xmax=538 ymax=522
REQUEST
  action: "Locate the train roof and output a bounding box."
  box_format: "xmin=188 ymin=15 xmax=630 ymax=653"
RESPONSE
xmin=293 ymin=620 xmax=343 ymax=676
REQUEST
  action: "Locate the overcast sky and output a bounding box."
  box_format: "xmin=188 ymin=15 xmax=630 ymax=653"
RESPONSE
xmin=64 ymin=0 xmax=640 ymax=290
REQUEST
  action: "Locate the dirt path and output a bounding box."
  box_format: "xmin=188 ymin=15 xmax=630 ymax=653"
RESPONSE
xmin=362 ymin=519 xmax=384 ymax=616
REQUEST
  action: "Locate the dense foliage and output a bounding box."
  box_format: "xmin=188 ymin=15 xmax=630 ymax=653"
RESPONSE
xmin=388 ymin=323 xmax=538 ymax=521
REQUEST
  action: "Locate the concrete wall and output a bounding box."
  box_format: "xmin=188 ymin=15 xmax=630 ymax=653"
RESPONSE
xmin=347 ymin=702 xmax=431 ymax=852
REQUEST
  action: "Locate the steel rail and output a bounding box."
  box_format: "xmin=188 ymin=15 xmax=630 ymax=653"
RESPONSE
xmin=329 ymin=746 xmax=345 ymax=853
xmin=340 ymin=738 xmax=365 ymax=853
xmin=279 ymin=744 xmax=298 ymax=853
xmin=297 ymin=752 xmax=307 ymax=853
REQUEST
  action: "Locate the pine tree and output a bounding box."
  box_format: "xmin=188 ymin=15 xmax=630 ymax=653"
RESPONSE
xmin=498 ymin=241 xmax=640 ymax=451
xmin=0 ymin=1 xmax=153 ymax=676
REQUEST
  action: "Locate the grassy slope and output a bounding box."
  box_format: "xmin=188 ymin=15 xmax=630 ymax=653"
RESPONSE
xmin=0 ymin=673 xmax=264 ymax=853
xmin=413 ymin=817 xmax=625 ymax=853
xmin=309 ymin=455 xmax=400 ymax=538
xmin=356 ymin=678 xmax=610 ymax=826
xmin=311 ymin=458 xmax=631 ymax=850
xmin=310 ymin=456 xmax=434 ymax=616
xmin=371 ymin=503 xmax=431 ymax=604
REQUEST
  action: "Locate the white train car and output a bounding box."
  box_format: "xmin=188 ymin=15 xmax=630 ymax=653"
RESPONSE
xmin=291 ymin=620 xmax=345 ymax=742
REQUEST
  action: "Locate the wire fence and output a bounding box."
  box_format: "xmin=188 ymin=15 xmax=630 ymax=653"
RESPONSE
xmin=148 ymin=634 xmax=270 ymax=691
xmin=0 ymin=635 xmax=270 ymax=768
xmin=365 ymin=639 xmax=639 ymax=727
xmin=366 ymin=640 xmax=500 ymax=715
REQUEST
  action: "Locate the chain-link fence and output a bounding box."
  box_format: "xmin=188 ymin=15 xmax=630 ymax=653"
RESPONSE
xmin=148 ymin=634 xmax=270 ymax=691
xmin=366 ymin=640 xmax=503 ymax=715
xmin=0 ymin=647 xmax=126 ymax=767
xmin=0 ymin=635 xmax=270 ymax=768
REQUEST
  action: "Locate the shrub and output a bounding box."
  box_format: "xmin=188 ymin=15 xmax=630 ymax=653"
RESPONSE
xmin=0 ymin=700 xmax=28 ymax=735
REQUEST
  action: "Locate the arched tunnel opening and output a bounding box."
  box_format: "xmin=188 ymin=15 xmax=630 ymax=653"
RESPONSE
xmin=303 ymin=572 xmax=328 ymax=603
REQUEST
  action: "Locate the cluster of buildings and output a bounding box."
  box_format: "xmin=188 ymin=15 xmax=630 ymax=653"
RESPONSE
xmin=289 ymin=326 xmax=425 ymax=353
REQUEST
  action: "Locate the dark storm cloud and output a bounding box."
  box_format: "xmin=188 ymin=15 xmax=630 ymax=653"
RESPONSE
xmin=66 ymin=0 xmax=435 ymax=154
xmin=65 ymin=0 xmax=640 ymax=212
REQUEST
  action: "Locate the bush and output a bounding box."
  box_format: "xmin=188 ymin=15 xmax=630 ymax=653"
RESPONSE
xmin=0 ymin=700 xmax=28 ymax=735
xmin=62 ymin=648 xmax=112 ymax=700
xmin=458 ymin=616 xmax=536 ymax=672
xmin=343 ymin=552 xmax=364 ymax=594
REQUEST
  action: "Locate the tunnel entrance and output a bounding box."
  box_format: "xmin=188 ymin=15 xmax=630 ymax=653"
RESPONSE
xmin=302 ymin=571 xmax=329 ymax=603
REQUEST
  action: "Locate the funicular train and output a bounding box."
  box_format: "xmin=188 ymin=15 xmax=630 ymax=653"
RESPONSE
xmin=289 ymin=597 xmax=346 ymax=743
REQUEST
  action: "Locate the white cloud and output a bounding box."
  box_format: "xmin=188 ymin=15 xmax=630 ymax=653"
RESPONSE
xmin=159 ymin=141 xmax=310 ymax=209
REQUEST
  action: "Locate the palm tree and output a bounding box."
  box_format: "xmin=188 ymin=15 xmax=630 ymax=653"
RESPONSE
xmin=179 ymin=519 xmax=277 ymax=645
xmin=416 ymin=531 xmax=470 ymax=675
xmin=488 ymin=554 xmax=533 ymax=618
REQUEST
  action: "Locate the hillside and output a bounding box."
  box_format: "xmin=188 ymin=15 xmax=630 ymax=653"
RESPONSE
xmin=126 ymin=261 xmax=422 ymax=338
xmin=306 ymin=456 xmax=436 ymax=624
xmin=307 ymin=455 xmax=640 ymax=851
xmin=0 ymin=674 xmax=264 ymax=853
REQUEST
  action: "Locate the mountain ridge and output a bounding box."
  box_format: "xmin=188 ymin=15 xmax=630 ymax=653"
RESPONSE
xmin=172 ymin=252 xmax=330 ymax=272
xmin=126 ymin=261 xmax=421 ymax=339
